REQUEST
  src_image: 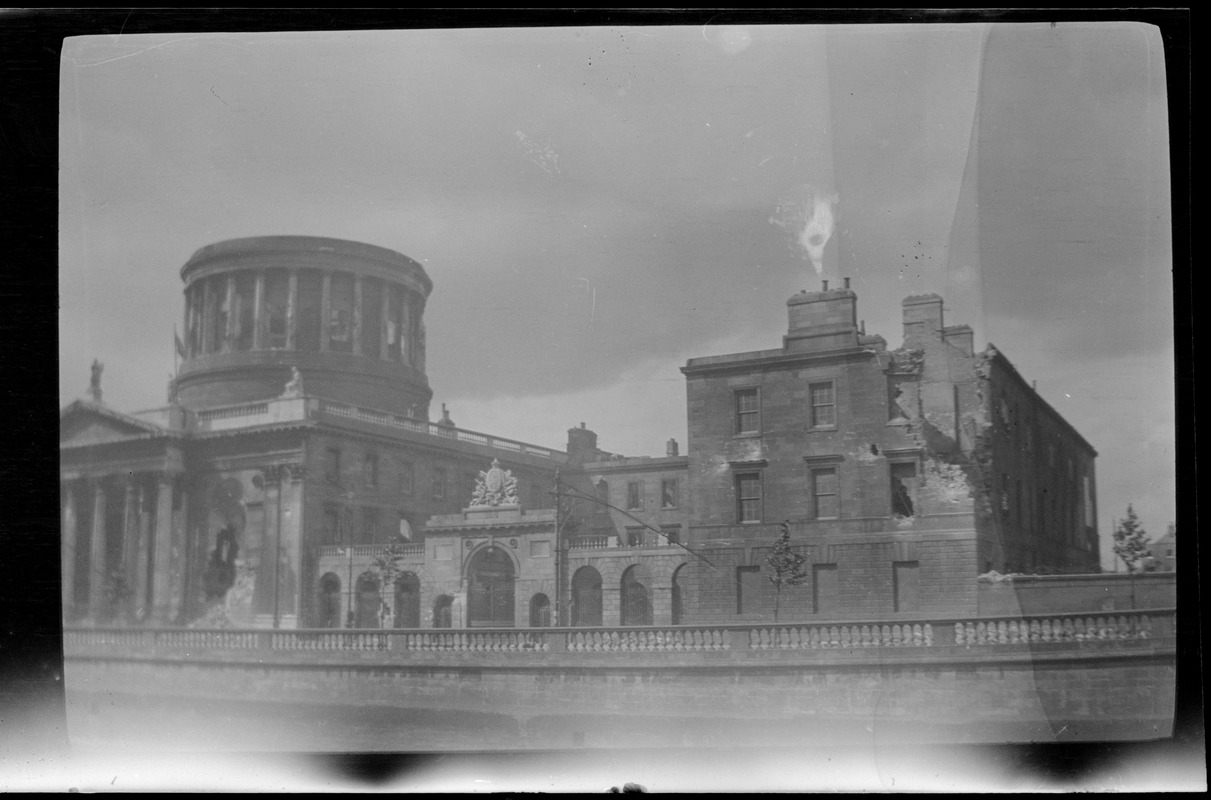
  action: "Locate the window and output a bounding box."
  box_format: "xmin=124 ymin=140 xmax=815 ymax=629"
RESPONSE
xmin=735 ymin=388 xmax=760 ymax=435
xmin=265 ymin=270 xmax=289 ymax=349
xmin=737 ymin=566 xmax=762 ymax=615
xmin=321 ymin=505 xmax=341 ymax=545
xmin=626 ymin=481 xmax=643 ymax=511
xmin=893 ymin=561 xmax=920 ymax=612
xmin=811 ymin=468 xmax=839 ymax=519
xmin=736 ymin=473 xmax=762 ymax=523
xmin=400 ymin=461 xmax=414 ymax=495
xmin=433 ymin=467 xmax=447 ymax=500
xmin=595 ymin=479 xmax=609 ymax=506
xmin=809 ymin=382 xmax=836 ymax=428
xmin=812 ymin=563 xmax=838 ymax=614
xmin=329 ymin=273 xmax=354 ymax=352
xmin=626 ymin=527 xmax=645 ymax=547
xmin=364 ymin=454 xmax=379 ymax=488
xmin=661 ymin=479 xmax=679 ymax=509
xmin=890 ymin=462 xmax=917 ymax=517
xmin=359 ymin=507 xmax=380 ymax=545
xmin=325 ymin=447 xmax=342 ymax=485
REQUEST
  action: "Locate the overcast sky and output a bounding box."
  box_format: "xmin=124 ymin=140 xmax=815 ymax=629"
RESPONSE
xmin=59 ymin=22 xmax=1174 ymax=568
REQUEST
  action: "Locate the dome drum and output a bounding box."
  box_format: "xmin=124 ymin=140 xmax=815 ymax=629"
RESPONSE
xmin=176 ymin=237 xmax=432 ymax=416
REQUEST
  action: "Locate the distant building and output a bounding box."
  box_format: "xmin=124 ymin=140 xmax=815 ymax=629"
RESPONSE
xmin=1143 ymin=524 xmax=1176 ymax=572
xmin=60 ymin=237 xmax=1100 ymax=629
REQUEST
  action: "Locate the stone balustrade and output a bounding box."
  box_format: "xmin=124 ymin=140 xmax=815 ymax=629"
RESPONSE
xmin=952 ymin=613 xmax=1155 ymax=646
xmin=317 ymin=543 xmax=424 ymax=559
xmin=64 ymin=607 xmax=1173 ymax=658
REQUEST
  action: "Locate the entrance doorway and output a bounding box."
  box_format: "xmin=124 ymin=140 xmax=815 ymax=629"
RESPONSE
xmin=466 ymin=546 xmax=515 ymax=627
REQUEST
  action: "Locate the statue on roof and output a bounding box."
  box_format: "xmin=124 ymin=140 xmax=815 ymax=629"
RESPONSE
xmin=88 ymin=359 xmax=103 ymax=403
xmin=281 ymin=366 xmax=304 ymax=398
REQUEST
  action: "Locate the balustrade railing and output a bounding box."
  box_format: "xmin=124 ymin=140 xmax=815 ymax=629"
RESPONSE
xmin=747 ymin=622 xmax=934 ymax=650
xmin=318 ymin=543 xmax=424 ymax=559
xmin=952 ymin=613 xmax=1155 ymax=646
xmin=63 ymin=608 xmax=1173 ymax=658
xmin=565 ymin=627 xmax=729 ymax=653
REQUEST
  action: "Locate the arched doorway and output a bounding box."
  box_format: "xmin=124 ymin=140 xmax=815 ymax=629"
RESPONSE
xmin=394 ymin=572 xmax=421 ymax=628
xmin=318 ymin=572 xmax=342 ymax=628
xmin=354 ymin=572 xmax=381 ymax=628
xmin=671 ymin=564 xmax=686 ymax=625
xmin=433 ymin=595 xmax=453 ymax=628
xmin=529 ymin=593 xmax=551 ymax=628
xmin=621 ymin=564 xmax=652 ymax=626
xmin=571 ymin=566 xmax=603 ymax=627
xmin=467 ymin=546 xmax=515 ymax=627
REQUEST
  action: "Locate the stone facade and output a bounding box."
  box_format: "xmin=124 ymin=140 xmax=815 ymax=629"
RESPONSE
xmin=60 ymin=238 xmax=1101 ymax=630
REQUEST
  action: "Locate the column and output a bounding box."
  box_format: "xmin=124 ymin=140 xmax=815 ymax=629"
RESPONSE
xmin=87 ymin=479 xmax=108 ymax=620
xmin=252 ymin=271 xmax=266 ymax=351
xmin=253 ymin=466 xmax=283 ymax=623
xmin=286 ymin=270 xmax=298 ymax=350
xmin=134 ymin=481 xmax=153 ymax=620
xmin=379 ymin=285 xmax=390 ymax=360
xmin=278 ymin=464 xmax=308 ymax=628
xmin=400 ymin=293 xmax=411 ymax=366
xmin=122 ymin=478 xmax=140 ymax=619
xmin=223 ymin=274 xmax=237 ymax=353
xmin=61 ymin=482 xmax=78 ymax=619
xmin=199 ymin=279 xmax=212 ymax=355
xmin=319 ymin=272 xmax=332 ymax=352
xmin=151 ymin=474 xmax=175 ymax=623
xmin=351 ymin=274 xmax=363 ymax=356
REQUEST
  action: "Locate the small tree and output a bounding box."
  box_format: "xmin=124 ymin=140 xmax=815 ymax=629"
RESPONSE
xmin=766 ymin=521 xmax=808 ymax=622
xmin=369 ymin=538 xmax=411 ymax=625
xmin=1112 ymin=504 xmax=1151 ymax=573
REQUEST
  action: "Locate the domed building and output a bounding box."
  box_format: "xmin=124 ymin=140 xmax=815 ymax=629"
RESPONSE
xmin=60 ymin=237 xmax=581 ymax=629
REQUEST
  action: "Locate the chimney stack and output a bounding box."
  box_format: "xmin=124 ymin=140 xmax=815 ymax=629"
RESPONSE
xmin=901 ymin=294 xmax=944 ymax=345
xmin=666 ymin=438 xmax=679 ymax=457
xmin=785 ymin=280 xmax=860 ymax=354
xmin=844 ymin=277 xmax=851 ymax=289
xmin=567 ymin=423 xmax=599 ymax=462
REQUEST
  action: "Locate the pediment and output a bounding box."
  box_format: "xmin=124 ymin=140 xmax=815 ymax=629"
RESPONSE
xmin=60 ymin=400 xmax=166 ymax=447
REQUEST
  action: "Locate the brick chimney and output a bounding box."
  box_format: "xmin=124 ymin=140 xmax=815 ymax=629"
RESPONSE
xmin=901 ymin=294 xmax=944 ymax=346
xmin=942 ymin=324 xmax=974 ymax=355
xmin=567 ymin=422 xmax=598 ymax=462
xmin=784 ymin=277 xmax=860 ymax=354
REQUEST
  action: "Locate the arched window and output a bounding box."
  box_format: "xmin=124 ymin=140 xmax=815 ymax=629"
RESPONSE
xmin=318 ymin=572 xmax=342 ymax=629
xmin=620 ymin=564 xmax=652 ymax=626
xmin=529 ymin=593 xmax=551 ymax=628
xmin=394 ymin=572 xmax=420 ymax=628
xmin=354 ymin=572 xmax=381 ymax=629
xmin=433 ymin=595 xmax=454 ymax=629
xmin=571 ymin=566 xmax=603 ymax=627
xmin=671 ymin=564 xmax=687 ymax=625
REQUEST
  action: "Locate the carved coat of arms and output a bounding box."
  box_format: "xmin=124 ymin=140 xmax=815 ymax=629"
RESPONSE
xmin=471 ymin=458 xmax=520 ymax=508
